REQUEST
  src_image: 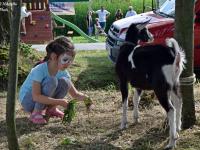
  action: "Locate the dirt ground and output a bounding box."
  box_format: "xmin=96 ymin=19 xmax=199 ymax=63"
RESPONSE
xmin=0 ymin=90 xmax=200 ymax=150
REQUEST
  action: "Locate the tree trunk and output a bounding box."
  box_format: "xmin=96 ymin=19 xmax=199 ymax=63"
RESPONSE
xmin=0 ymin=0 xmax=10 ymax=45
xmin=6 ymin=0 xmax=21 ymax=149
xmin=175 ymin=0 xmax=196 ymax=129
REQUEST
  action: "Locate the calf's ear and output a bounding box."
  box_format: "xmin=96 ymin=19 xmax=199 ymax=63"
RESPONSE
xmin=136 ymin=19 xmax=151 ymax=31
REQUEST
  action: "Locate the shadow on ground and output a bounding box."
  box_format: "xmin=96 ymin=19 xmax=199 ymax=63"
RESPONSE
xmin=101 ymin=124 xmax=169 ymax=150
xmin=0 ymin=117 xmax=48 ymax=143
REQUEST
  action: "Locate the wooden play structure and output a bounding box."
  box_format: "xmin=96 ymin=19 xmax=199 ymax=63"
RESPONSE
xmin=20 ymin=0 xmax=53 ymax=44
xmin=20 ymin=0 xmax=97 ymax=44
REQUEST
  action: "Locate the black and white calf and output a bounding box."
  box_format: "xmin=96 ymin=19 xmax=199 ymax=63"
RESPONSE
xmin=115 ymin=21 xmax=186 ymax=149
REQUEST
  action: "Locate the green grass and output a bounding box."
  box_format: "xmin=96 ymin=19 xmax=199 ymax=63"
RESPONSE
xmin=72 ymin=36 xmax=106 ymax=43
xmin=56 ymin=0 xmax=154 ymax=36
xmin=1 ymin=47 xmax=200 ymax=150
xmin=69 ymin=50 xmax=118 ymax=90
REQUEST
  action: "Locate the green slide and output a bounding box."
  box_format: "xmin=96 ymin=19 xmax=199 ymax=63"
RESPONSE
xmin=51 ymin=12 xmax=98 ymax=43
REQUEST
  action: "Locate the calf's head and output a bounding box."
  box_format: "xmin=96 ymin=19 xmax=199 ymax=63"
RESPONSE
xmin=125 ymin=19 xmax=154 ymax=44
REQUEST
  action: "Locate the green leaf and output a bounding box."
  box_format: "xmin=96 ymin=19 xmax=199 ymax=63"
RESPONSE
xmin=61 ymin=138 xmax=73 ymax=145
xmin=84 ymin=97 xmax=93 ymax=111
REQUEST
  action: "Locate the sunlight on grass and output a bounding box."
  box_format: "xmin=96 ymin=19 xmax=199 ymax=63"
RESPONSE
xmin=69 ymin=50 xmax=117 ymax=90
xmin=71 ymin=36 xmax=106 ymax=43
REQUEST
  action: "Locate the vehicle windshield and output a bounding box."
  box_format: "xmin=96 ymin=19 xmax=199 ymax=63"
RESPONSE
xmin=156 ymin=0 xmax=175 ymax=18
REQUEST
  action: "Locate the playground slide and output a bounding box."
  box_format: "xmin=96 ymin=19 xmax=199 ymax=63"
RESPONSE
xmin=51 ymin=12 xmax=99 ymax=43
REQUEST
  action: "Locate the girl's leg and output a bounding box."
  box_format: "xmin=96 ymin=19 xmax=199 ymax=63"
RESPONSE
xmin=33 ymin=77 xmax=58 ymax=123
xmin=21 ymin=77 xmax=58 ymax=124
xmin=21 ymin=77 xmax=57 ymax=112
xmin=27 ymin=12 xmax=33 ymax=23
xmin=21 ymin=18 xmax=26 ymax=34
xmin=22 ymin=91 xmax=47 ymax=124
xmin=22 ymin=76 xmax=59 ymax=112
xmin=32 ymin=76 xmax=58 ymax=111
xmin=21 ymin=91 xmax=36 ymax=113
xmin=41 ymin=76 xmax=58 ymax=97
xmin=54 ymin=77 xmax=71 ymax=99
xmin=46 ymin=77 xmax=71 ymax=118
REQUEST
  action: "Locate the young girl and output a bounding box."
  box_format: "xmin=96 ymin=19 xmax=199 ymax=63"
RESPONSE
xmin=94 ymin=18 xmax=106 ymax=39
xmin=19 ymin=36 xmax=88 ymax=124
xmin=20 ymin=3 xmax=35 ymax=35
xmin=115 ymin=9 xmax=123 ymax=21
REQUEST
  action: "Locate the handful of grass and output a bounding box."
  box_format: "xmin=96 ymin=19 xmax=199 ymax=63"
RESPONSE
xmin=62 ymin=97 xmax=93 ymax=124
xmin=62 ymin=100 xmax=77 ymax=124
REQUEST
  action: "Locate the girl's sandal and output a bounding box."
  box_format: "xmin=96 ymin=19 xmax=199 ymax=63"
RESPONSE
xmin=46 ymin=108 xmax=64 ymax=119
xmin=29 ymin=112 xmax=47 ymax=124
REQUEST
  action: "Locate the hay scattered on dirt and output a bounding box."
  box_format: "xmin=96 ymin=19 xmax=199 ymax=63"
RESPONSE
xmin=0 ymin=90 xmax=200 ymax=150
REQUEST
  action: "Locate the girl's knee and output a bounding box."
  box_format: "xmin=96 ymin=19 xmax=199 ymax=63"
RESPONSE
xmin=58 ymin=77 xmax=71 ymax=90
xmin=21 ymin=91 xmax=35 ymax=113
xmin=42 ymin=77 xmax=58 ymax=96
xmin=51 ymin=77 xmax=58 ymax=87
xmin=44 ymin=76 xmax=58 ymax=87
xmin=53 ymin=78 xmax=71 ymax=99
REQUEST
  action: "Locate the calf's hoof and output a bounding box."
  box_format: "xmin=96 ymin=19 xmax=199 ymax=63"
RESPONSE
xmin=164 ymin=146 xmax=173 ymax=150
xmin=133 ymin=118 xmax=139 ymax=124
xmin=120 ymin=123 xmax=128 ymax=129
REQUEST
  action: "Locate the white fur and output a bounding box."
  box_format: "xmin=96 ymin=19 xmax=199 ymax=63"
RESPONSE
xmin=133 ymin=89 xmax=141 ymax=123
xmin=162 ymin=65 xmax=174 ymax=87
xmin=128 ymin=50 xmax=135 ymax=69
xmin=166 ymin=38 xmax=186 ymax=82
xmin=171 ymin=91 xmax=182 ymax=132
xmin=128 ymin=45 xmax=141 ymax=69
xmin=166 ymin=101 xmax=177 ymax=149
xmin=162 ymin=38 xmax=186 ymax=86
xmin=161 ymin=54 xmax=183 ymax=149
xmin=163 ymin=38 xmax=184 ymax=133
xmin=121 ymin=98 xmax=128 ymax=129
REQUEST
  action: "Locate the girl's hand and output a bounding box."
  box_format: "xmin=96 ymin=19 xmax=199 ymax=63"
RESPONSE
xmin=77 ymin=92 xmax=89 ymax=101
xmin=59 ymin=99 xmax=68 ymax=108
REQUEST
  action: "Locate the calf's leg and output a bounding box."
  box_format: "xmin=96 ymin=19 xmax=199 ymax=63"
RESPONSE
xmin=133 ymin=88 xmax=142 ymax=123
xmin=171 ymin=87 xmax=182 ymax=132
xmin=120 ymin=78 xmax=129 ymax=129
xmin=154 ymin=88 xmax=177 ymax=149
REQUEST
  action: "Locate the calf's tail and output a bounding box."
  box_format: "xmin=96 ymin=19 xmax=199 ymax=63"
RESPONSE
xmin=165 ymin=38 xmax=186 ymax=82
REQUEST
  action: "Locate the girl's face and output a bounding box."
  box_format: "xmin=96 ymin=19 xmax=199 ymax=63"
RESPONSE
xmin=57 ymin=52 xmax=74 ymax=70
